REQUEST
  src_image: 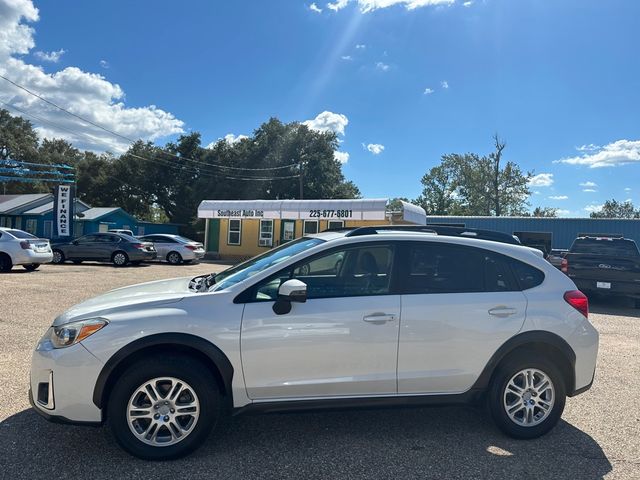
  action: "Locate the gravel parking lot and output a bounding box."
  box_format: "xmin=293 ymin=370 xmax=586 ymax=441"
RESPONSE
xmin=0 ymin=262 xmax=638 ymax=479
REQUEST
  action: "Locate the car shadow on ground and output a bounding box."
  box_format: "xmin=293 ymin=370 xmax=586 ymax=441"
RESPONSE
xmin=588 ymin=295 xmax=640 ymax=319
xmin=0 ymin=405 xmax=611 ymax=479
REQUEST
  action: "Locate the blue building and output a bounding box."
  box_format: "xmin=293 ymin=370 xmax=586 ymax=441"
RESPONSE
xmin=0 ymin=194 xmax=178 ymax=238
xmin=425 ymin=216 xmax=640 ymax=250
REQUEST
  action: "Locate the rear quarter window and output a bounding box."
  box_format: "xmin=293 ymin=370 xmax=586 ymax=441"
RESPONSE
xmin=509 ymin=260 xmax=545 ymax=290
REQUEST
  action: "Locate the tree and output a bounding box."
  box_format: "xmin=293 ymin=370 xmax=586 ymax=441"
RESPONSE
xmin=415 ymin=135 xmax=532 ymax=216
xmin=530 ymin=206 xmax=558 ymax=217
xmin=589 ymin=199 xmax=639 ymax=219
xmin=0 ymin=108 xmax=41 ymax=193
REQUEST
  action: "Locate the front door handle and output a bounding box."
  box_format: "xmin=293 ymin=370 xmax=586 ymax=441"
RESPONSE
xmin=363 ymin=313 xmax=396 ymax=324
xmin=488 ymin=306 xmax=518 ymax=318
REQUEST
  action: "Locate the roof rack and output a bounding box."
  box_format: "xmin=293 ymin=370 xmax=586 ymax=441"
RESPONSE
xmin=344 ymin=225 xmax=437 ymax=237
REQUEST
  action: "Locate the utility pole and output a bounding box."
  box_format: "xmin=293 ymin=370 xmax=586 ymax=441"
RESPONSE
xmin=298 ymin=159 xmax=304 ymax=199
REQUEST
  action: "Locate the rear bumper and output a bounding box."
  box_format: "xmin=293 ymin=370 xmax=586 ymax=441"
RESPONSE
xmin=567 ymin=319 xmax=599 ymax=396
xmin=182 ymin=250 xmax=205 ymax=261
xmin=12 ymin=250 xmax=53 ymax=265
xmin=573 ymin=278 xmax=640 ymax=298
xmin=128 ymin=250 xmax=157 ymax=261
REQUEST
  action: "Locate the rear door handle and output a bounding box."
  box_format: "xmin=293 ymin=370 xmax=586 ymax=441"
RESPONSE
xmin=363 ymin=313 xmax=396 ymax=324
xmin=488 ymin=306 xmax=518 ymax=317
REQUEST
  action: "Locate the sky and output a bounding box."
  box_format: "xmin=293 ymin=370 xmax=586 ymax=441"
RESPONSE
xmin=0 ymin=0 xmax=638 ymax=217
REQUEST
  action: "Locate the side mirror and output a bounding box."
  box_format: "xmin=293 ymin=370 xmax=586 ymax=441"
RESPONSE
xmin=273 ymin=279 xmax=307 ymax=315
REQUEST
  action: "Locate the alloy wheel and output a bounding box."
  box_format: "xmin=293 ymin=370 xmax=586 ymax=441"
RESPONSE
xmin=114 ymin=253 xmax=127 ymax=265
xmin=52 ymin=251 xmax=63 ymax=264
xmin=503 ymin=368 xmax=555 ymax=427
xmin=127 ymin=377 xmax=200 ymax=447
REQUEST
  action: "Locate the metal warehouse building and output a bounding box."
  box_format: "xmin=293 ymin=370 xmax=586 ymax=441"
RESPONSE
xmin=425 ymin=216 xmax=640 ymax=250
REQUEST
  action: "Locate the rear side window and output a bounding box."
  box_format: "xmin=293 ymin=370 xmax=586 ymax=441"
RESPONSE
xmin=402 ymin=242 xmax=519 ymax=294
xmin=6 ymin=229 xmax=36 ymax=239
xmin=509 ymin=260 xmax=545 ymax=290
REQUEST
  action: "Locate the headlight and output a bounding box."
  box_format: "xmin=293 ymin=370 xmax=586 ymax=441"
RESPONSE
xmin=37 ymin=318 xmax=108 ymax=350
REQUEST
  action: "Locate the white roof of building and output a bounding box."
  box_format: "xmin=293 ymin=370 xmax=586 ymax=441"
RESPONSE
xmin=79 ymin=207 xmax=121 ymax=221
xmin=0 ymin=194 xmax=50 ymax=213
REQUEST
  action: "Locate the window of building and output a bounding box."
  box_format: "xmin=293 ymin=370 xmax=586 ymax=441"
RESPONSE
xmin=25 ymin=219 xmax=37 ymax=235
xmin=14 ymin=217 xmax=22 ymax=230
xmin=228 ymin=219 xmax=242 ymax=245
xmin=282 ymin=220 xmax=295 ymax=242
xmin=0 ymin=217 xmax=7 ymax=227
xmin=327 ymin=220 xmax=344 ymax=230
xmin=259 ymin=219 xmax=274 ymax=247
xmin=303 ymin=220 xmax=319 ymax=235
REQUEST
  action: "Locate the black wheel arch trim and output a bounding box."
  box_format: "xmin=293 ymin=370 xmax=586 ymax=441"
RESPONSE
xmin=92 ymin=332 xmax=234 ymax=410
xmin=470 ymin=330 xmax=577 ymax=394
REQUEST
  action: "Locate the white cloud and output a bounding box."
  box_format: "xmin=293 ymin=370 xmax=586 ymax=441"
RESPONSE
xmin=309 ymin=2 xmax=323 ymax=12
xmin=576 ymin=143 xmax=599 ymax=152
xmin=376 ymin=61 xmax=390 ymax=71
xmin=463 ymin=1 xmax=473 ymax=6
xmin=332 ymin=0 xmax=454 ymax=13
xmin=441 ymin=80 xmax=449 ymax=89
xmin=423 ymin=87 xmax=434 ymax=95
xmin=341 ymin=55 xmax=353 ymax=61
xmin=624 ymin=187 xmax=631 ymax=192
xmin=579 ymin=181 xmax=597 ymax=187
xmin=327 ymin=0 xmax=349 ymax=11
xmin=0 ymin=0 xmax=184 ymax=154
xmin=583 ymin=189 xmax=597 ymax=193
xmin=355 ymin=44 xmax=366 ymax=49
xmin=34 ymin=48 xmax=65 ymax=63
xmin=303 ymin=111 xmax=349 ymax=136
xmin=584 ymin=204 xmax=604 ymax=213
xmin=556 ymin=209 xmax=571 ymax=216
xmin=334 ymin=151 xmax=350 ymax=164
xmin=548 ymin=195 xmax=568 ymax=200
xmin=556 ymin=139 xmax=640 ymax=168
xmin=528 ymin=173 xmax=554 ymax=187
xmin=224 ymin=133 xmax=248 ymax=144
xmin=365 ymin=143 xmax=384 ymax=154
xmin=99 ymin=59 xmax=109 ymax=69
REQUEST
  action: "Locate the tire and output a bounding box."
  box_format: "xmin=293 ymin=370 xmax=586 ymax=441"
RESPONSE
xmin=106 ymin=355 xmax=222 ymax=460
xmin=52 ymin=249 xmax=65 ymax=264
xmin=112 ymin=251 xmax=129 ymax=267
xmin=488 ymin=353 xmax=566 ymax=439
xmin=0 ymin=253 xmax=13 ymax=273
xmin=167 ymin=251 xmax=183 ymax=265
xmin=23 ymin=263 xmax=40 ymax=271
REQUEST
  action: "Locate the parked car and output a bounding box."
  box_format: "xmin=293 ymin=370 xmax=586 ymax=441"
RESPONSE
xmin=562 ymin=236 xmax=640 ymax=307
xmin=0 ymin=227 xmax=53 ymax=272
xmin=30 ymin=226 xmax=598 ymax=460
xmin=109 ymin=229 xmax=135 ymax=236
xmin=138 ymin=234 xmax=205 ymax=264
xmin=51 ymin=232 xmax=157 ymax=267
xmin=548 ymin=249 xmax=568 ymax=270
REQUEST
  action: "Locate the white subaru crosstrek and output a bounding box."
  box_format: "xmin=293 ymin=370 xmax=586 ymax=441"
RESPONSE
xmin=30 ymin=227 xmax=598 ymax=459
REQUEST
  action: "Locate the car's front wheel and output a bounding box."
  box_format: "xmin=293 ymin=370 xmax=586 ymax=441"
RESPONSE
xmin=488 ymin=354 xmax=565 ymax=439
xmin=106 ymin=355 xmax=222 ymax=460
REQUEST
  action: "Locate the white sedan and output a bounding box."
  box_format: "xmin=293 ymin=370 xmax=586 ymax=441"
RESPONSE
xmin=138 ymin=234 xmax=205 ymax=264
xmin=0 ymin=227 xmax=53 ymax=272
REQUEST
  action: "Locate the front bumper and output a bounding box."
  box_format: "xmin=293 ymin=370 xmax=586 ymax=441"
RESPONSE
xmin=12 ymin=250 xmax=53 ymax=265
xmin=30 ymin=343 xmax=104 ymax=423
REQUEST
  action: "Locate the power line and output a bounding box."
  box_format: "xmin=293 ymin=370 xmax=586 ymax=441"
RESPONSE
xmin=0 ymin=74 xmax=300 ymax=172
xmin=0 ymin=99 xmax=299 ymax=182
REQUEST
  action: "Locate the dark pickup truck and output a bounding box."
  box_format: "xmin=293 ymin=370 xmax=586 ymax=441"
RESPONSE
xmin=562 ymin=236 xmax=640 ymax=307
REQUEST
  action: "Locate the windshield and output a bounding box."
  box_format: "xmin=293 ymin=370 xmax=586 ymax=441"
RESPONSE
xmin=211 ymin=237 xmax=325 ymax=291
xmin=6 ymin=229 xmax=37 ymax=239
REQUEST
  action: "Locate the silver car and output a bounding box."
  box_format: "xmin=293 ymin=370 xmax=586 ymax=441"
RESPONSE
xmin=139 ymin=234 xmax=205 ymax=264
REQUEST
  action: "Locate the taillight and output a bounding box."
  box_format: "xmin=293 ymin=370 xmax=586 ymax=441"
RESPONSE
xmin=20 ymin=241 xmax=32 ymax=250
xmin=132 ymin=243 xmax=145 ymax=249
xmin=185 ymin=245 xmax=197 ymax=251
xmin=561 ymin=258 xmax=568 ymax=274
xmin=564 ymin=290 xmax=588 ymax=319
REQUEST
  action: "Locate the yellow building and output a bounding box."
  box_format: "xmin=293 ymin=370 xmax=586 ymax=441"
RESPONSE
xmin=197 ymin=199 xmax=426 ymax=259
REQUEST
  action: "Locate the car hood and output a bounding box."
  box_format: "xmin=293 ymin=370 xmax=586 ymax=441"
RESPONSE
xmin=53 ymin=276 xmax=195 ymax=326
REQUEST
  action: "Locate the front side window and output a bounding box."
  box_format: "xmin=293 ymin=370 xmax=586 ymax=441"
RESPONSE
xmin=259 ymin=219 xmax=273 ymax=247
xmin=401 ymin=242 xmax=519 ymax=294
xmin=251 ymin=243 xmax=395 ymax=301
xmin=228 ymin=219 xmax=241 ymax=245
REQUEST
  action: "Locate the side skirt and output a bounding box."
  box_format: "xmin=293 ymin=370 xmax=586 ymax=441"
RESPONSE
xmin=233 ymin=389 xmax=485 ymax=416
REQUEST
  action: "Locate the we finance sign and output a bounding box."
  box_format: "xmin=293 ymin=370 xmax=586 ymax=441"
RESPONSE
xmin=54 ymin=185 xmax=74 ymax=237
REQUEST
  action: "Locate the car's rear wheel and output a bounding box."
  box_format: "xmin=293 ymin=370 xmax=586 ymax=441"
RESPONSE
xmin=52 ymin=250 xmax=65 ymax=264
xmin=112 ymin=251 xmax=129 ymax=267
xmin=167 ymin=251 xmax=183 ymax=265
xmin=0 ymin=253 xmax=13 ymax=273
xmin=107 ymin=355 xmax=221 ymax=460
xmin=488 ymin=354 xmax=565 ymax=439
xmin=23 ymin=263 xmax=40 ymax=271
